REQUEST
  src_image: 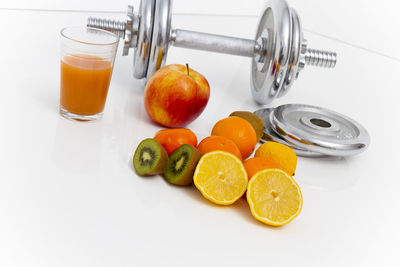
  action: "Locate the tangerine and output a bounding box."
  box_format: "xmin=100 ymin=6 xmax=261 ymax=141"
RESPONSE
xmin=197 ymin=136 xmax=242 ymax=160
xmin=243 ymin=157 xmax=284 ymax=179
xmin=211 ymin=116 xmax=257 ymax=160
xmin=153 ymin=128 xmax=197 ymax=155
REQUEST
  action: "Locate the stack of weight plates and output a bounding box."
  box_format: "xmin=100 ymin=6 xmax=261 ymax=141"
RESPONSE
xmin=254 ymin=104 xmax=370 ymax=157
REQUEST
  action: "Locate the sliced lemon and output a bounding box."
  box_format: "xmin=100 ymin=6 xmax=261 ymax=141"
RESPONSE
xmin=193 ymin=151 xmax=248 ymax=205
xmin=247 ymin=169 xmax=302 ymax=226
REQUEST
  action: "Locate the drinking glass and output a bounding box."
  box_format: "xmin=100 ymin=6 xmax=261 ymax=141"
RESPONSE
xmin=60 ymin=27 xmax=119 ymax=121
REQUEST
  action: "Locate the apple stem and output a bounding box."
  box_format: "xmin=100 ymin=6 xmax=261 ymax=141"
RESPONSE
xmin=186 ymin=63 xmax=190 ymax=76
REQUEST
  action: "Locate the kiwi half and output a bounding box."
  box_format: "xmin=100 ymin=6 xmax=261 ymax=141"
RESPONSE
xmin=230 ymin=111 xmax=264 ymax=142
xmin=133 ymin=138 xmax=169 ymax=176
xmin=164 ymin=144 xmax=202 ymax=186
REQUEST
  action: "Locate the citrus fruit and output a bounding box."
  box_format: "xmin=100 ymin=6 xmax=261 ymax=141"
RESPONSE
xmin=154 ymin=128 xmax=197 ymax=155
xmin=243 ymin=157 xmax=283 ymax=179
xmin=193 ymin=151 xmax=248 ymax=205
xmin=197 ymin=136 xmax=242 ymax=160
xmin=211 ymin=116 xmax=257 ymax=160
xmin=247 ymin=169 xmax=303 ymax=226
xmin=255 ymin=141 xmax=297 ymax=176
xmin=229 ymin=111 xmax=264 ymax=142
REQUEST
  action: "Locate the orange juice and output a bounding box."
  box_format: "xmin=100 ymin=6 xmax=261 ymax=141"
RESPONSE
xmin=60 ymin=54 xmax=113 ymax=115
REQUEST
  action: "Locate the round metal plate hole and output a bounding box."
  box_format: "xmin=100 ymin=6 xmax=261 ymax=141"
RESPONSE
xmin=310 ymin=118 xmax=331 ymax=128
xmin=254 ymin=108 xmax=325 ymax=158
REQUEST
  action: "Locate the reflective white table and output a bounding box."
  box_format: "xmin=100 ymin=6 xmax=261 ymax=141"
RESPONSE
xmin=0 ymin=8 xmax=399 ymax=267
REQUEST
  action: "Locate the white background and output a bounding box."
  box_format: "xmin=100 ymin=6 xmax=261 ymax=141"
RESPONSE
xmin=2 ymin=0 xmax=400 ymax=59
xmin=1 ymin=1 xmax=400 ymax=267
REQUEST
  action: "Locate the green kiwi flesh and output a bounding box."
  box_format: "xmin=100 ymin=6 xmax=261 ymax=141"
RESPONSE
xmin=164 ymin=144 xmax=202 ymax=186
xmin=133 ymin=138 xmax=168 ymax=176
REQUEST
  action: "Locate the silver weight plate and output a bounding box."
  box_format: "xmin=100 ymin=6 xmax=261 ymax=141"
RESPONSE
xmin=251 ymin=0 xmax=292 ymax=104
xmin=271 ymin=104 xmax=370 ymax=156
xmin=279 ymin=7 xmax=302 ymax=97
xmin=133 ymin=0 xmax=155 ymax=79
xmin=146 ymin=0 xmax=172 ymax=80
xmin=254 ymin=108 xmax=324 ymax=158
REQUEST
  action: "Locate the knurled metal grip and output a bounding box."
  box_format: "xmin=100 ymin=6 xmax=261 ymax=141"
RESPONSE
xmin=87 ymin=0 xmax=337 ymax=104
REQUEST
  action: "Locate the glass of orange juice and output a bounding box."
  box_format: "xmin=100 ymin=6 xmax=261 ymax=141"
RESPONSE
xmin=60 ymin=27 xmax=119 ymax=121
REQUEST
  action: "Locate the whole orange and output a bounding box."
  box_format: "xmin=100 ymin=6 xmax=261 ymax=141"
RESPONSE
xmin=211 ymin=116 xmax=257 ymax=159
xmin=243 ymin=157 xmax=284 ymax=180
xmin=197 ymin=136 xmax=242 ymax=160
xmin=154 ymin=128 xmax=197 ymax=155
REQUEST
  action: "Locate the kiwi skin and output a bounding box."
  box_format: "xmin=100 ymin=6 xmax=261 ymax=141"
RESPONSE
xmin=164 ymin=144 xmax=202 ymax=186
xmin=133 ymin=138 xmax=169 ymax=176
xmin=230 ymin=111 xmax=264 ymax=142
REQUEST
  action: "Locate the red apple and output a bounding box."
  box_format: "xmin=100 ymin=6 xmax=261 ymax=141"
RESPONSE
xmin=144 ymin=64 xmax=210 ymax=128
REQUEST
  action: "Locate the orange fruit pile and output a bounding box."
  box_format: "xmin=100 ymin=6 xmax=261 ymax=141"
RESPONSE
xmin=135 ymin=110 xmax=304 ymax=227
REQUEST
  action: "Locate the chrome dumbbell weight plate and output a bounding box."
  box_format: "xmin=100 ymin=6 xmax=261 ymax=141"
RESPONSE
xmin=251 ymin=0 xmax=304 ymax=104
xmin=146 ymin=0 xmax=172 ymax=80
xmin=251 ymin=5 xmax=277 ymax=104
xmin=122 ymin=6 xmax=138 ymax=56
xmin=281 ymin=7 xmax=302 ymax=96
xmin=254 ymin=108 xmax=324 ymax=158
xmin=87 ymin=0 xmax=337 ymax=104
xmin=270 ymin=104 xmax=370 ymax=157
xmin=133 ymin=0 xmax=155 ymax=79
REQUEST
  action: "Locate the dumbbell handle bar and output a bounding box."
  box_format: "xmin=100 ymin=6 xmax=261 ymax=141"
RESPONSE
xmin=88 ymin=17 xmax=337 ymax=68
xmin=172 ymin=29 xmax=336 ymax=68
xmin=170 ymin=29 xmax=261 ymax=58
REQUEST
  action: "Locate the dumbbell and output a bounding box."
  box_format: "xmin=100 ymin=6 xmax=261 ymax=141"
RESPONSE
xmin=87 ymin=0 xmax=337 ymax=104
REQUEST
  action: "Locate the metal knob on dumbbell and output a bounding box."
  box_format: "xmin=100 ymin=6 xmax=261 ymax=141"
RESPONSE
xmin=87 ymin=0 xmax=337 ymax=104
